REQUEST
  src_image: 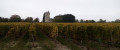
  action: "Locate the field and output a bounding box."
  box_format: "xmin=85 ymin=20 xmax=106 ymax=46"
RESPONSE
xmin=0 ymin=23 xmax=120 ymax=50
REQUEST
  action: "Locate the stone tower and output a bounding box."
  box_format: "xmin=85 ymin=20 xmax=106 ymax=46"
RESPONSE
xmin=43 ymin=11 xmax=50 ymax=22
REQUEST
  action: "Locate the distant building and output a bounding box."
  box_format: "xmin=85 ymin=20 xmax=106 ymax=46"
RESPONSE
xmin=42 ymin=11 xmax=50 ymax=22
xmin=49 ymin=18 xmax=53 ymax=22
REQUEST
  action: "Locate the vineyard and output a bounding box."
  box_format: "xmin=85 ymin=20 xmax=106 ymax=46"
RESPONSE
xmin=0 ymin=23 xmax=120 ymax=50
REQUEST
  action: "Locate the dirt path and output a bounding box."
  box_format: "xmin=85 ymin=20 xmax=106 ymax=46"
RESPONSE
xmin=25 ymin=42 xmax=42 ymax=50
xmin=53 ymin=41 xmax=70 ymax=50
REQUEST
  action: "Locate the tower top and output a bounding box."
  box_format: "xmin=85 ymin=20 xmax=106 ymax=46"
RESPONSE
xmin=45 ymin=11 xmax=50 ymax=14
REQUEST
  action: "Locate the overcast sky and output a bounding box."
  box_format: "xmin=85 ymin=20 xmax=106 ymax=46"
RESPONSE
xmin=0 ymin=0 xmax=120 ymax=21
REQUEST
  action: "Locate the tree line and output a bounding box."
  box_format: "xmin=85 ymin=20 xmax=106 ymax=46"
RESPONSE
xmin=76 ymin=19 xmax=120 ymax=23
xmin=0 ymin=15 xmax=39 ymax=22
xmin=53 ymin=14 xmax=75 ymax=22
xmin=77 ymin=19 xmax=106 ymax=23
xmin=0 ymin=14 xmax=120 ymax=23
xmin=53 ymin=14 xmax=120 ymax=23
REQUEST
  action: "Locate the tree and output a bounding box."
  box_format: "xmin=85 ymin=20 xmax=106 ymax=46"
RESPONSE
xmin=0 ymin=17 xmax=2 ymax=22
xmin=98 ymin=19 xmax=106 ymax=23
xmin=0 ymin=17 xmax=8 ymax=22
xmin=115 ymin=19 xmax=120 ymax=23
xmin=81 ymin=20 xmax=96 ymax=23
xmin=53 ymin=15 xmax=63 ymax=22
xmin=42 ymin=13 xmax=45 ymax=22
xmin=3 ymin=18 xmax=8 ymax=22
xmin=80 ymin=19 xmax=84 ymax=23
xmin=63 ymin=14 xmax=75 ymax=22
xmin=24 ymin=17 xmax=33 ymax=22
xmin=85 ymin=20 xmax=89 ymax=23
xmin=34 ymin=18 xmax=39 ymax=22
xmin=53 ymin=14 xmax=75 ymax=22
xmin=9 ymin=15 xmax=21 ymax=22
xmin=91 ymin=20 xmax=95 ymax=23
xmin=75 ymin=19 xmax=79 ymax=22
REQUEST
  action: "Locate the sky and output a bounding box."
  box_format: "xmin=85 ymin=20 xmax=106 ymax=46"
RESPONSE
xmin=0 ymin=0 xmax=120 ymax=21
